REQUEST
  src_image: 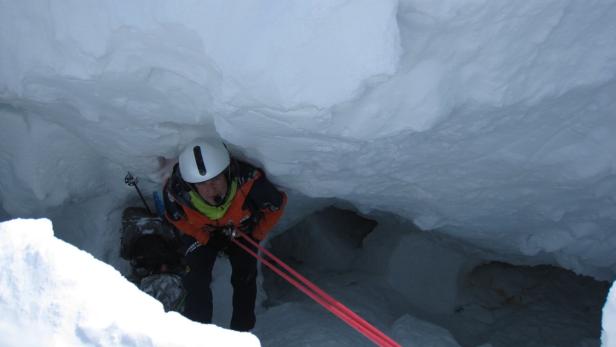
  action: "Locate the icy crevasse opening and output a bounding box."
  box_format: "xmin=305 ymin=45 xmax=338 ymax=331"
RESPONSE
xmin=262 ymin=206 xmax=609 ymax=346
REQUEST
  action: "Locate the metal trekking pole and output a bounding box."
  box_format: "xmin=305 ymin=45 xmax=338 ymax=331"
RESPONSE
xmin=125 ymin=172 xmax=153 ymax=215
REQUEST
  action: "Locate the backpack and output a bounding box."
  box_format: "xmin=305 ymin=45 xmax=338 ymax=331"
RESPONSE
xmin=120 ymin=206 xmax=185 ymax=312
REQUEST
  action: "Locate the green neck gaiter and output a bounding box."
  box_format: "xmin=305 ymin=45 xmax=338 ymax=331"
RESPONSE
xmin=189 ymin=179 xmax=238 ymax=220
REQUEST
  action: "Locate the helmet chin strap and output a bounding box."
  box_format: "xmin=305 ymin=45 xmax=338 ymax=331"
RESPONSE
xmin=217 ymin=163 xmax=235 ymax=206
xmin=212 ymin=195 xmax=224 ymax=206
xmin=200 ymin=169 xmax=232 ymax=207
xmin=212 ymin=168 xmax=233 ymax=206
xmin=186 ymin=164 xmax=234 ymax=207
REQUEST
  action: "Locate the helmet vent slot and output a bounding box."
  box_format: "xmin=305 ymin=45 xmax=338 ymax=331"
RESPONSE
xmin=193 ymin=146 xmax=207 ymax=176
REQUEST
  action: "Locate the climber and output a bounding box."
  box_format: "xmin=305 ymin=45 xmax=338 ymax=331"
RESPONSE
xmin=162 ymin=139 xmax=287 ymax=331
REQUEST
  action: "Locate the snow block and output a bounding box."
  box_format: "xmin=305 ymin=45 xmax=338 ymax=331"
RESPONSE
xmin=391 ymin=314 xmax=461 ymax=347
xmin=387 ymin=232 xmax=475 ymax=315
xmin=0 ymin=218 xmax=259 ymax=347
xmin=270 ymin=207 xmax=374 ymax=272
xmin=602 ymin=281 xmax=616 ymax=347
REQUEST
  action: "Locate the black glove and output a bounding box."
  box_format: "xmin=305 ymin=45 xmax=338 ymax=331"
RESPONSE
xmin=221 ymin=226 xmax=239 ymax=239
xmin=238 ymin=215 xmax=259 ymax=235
xmin=208 ymin=229 xmax=233 ymax=250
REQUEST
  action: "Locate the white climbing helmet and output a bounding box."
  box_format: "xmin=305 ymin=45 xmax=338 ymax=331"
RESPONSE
xmin=178 ymin=139 xmax=230 ymax=183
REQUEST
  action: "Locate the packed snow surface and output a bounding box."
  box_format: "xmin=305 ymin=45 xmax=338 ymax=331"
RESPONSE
xmin=1 ymin=0 xmax=616 ymax=346
xmin=0 ymin=219 xmax=259 ymax=347
xmin=603 ymin=283 xmax=616 ymax=347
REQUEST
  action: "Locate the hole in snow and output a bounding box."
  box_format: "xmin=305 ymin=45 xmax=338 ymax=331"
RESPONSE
xmin=259 ymin=206 xmax=609 ymax=347
xmin=450 ymin=262 xmax=609 ymax=347
xmin=263 ymin=206 xmax=378 ymax=306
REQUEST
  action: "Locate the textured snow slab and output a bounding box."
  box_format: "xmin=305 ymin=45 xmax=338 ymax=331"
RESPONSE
xmin=602 ymin=282 xmax=616 ymax=347
xmin=386 ymin=232 xmax=476 ymax=314
xmin=0 ymin=219 xmax=259 ymax=347
xmin=255 ymin=302 xmax=460 ymax=347
xmin=391 ymin=315 xmax=461 ymax=347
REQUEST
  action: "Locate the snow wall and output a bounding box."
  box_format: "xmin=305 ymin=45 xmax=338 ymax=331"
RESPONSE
xmin=603 ymin=283 xmax=616 ymax=347
xmin=1 ymin=0 xmax=616 ymax=321
xmin=2 ymin=0 xmax=616 ymax=279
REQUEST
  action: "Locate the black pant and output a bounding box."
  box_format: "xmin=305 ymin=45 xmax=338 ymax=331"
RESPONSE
xmin=182 ymin=235 xmax=258 ymax=331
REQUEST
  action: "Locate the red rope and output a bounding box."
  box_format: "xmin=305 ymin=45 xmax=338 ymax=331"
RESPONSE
xmin=236 ymin=232 xmax=400 ymax=346
xmin=231 ymin=232 xmax=401 ymax=347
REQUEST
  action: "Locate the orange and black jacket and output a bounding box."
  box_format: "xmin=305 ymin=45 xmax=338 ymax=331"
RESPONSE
xmin=163 ymin=160 xmax=287 ymax=245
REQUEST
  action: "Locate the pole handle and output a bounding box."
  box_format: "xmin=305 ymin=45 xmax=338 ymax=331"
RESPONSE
xmin=125 ymin=172 xmax=153 ymax=215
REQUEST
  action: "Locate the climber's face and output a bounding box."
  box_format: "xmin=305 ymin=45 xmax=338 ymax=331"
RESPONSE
xmin=195 ymin=172 xmax=228 ymax=206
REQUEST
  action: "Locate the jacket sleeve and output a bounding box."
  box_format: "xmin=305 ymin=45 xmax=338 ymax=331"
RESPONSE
xmin=246 ymin=172 xmax=287 ymax=241
xmin=165 ymin=212 xmax=211 ymax=245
